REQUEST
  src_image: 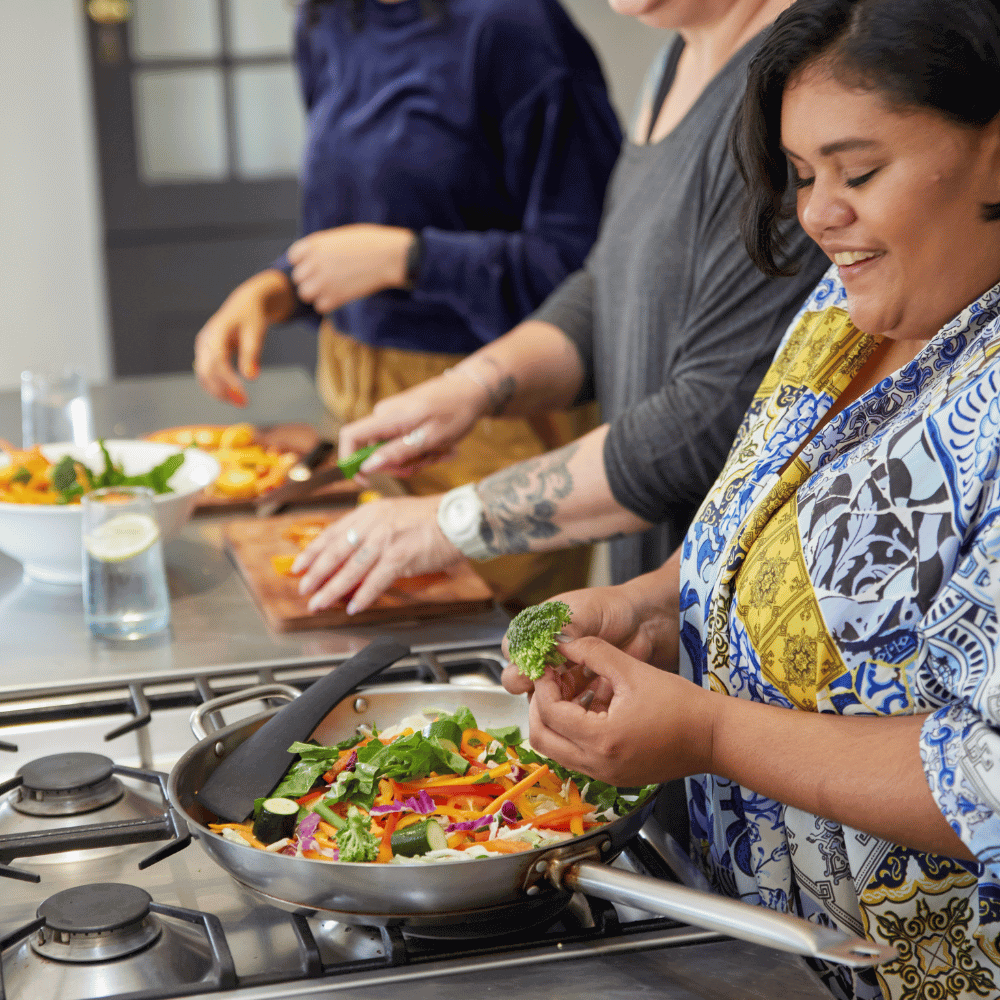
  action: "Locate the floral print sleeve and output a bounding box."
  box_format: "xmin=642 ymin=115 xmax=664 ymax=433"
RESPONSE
xmin=920 ymin=518 xmax=1000 ymax=871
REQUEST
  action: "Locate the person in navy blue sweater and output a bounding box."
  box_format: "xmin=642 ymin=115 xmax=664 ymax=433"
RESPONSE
xmin=193 ymin=0 xmax=621 ymax=605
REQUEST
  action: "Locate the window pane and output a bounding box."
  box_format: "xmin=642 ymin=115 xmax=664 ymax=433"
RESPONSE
xmin=233 ymin=65 xmax=304 ymax=179
xmin=131 ymin=0 xmax=221 ymax=59
xmin=228 ymin=0 xmax=295 ymax=56
xmin=134 ymin=70 xmax=228 ymax=183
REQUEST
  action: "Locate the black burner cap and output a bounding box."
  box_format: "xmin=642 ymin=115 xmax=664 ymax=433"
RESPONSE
xmin=17 ymin=753 xmax=114 ymax=793
xmin=38 ymin=884 xmax=152 ymax=934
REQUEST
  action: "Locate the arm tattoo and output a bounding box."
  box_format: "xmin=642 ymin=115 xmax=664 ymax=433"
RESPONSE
xmin=477 ymin=443 xmax=579 ymax=556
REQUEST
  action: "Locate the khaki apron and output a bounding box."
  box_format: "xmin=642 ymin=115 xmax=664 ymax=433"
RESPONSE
xmin=316 ymin=322 xmax=596 ymax=605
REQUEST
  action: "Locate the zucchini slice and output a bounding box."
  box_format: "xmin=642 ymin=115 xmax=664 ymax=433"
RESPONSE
xmin=252 ymin=797 xmax=299 ymax=845
xmin=425 ymin=718 xmax=463 ymax=748
xmin=391 ymin=819 xmax=448 ymax=857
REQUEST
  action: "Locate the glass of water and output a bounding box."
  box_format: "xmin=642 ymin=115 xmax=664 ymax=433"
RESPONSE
xmin=21 ymin=370 xmax=94 ymax=447
xmin=82 ymin=486 xmax=171 ymax=640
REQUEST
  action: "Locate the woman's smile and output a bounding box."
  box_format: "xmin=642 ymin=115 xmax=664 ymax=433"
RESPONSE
xmin=781 ymin=68 xmax=1000 ymax=342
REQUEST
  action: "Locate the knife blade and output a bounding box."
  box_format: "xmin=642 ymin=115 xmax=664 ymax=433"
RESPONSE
xmin=255 ymin=440 xmax=383 ymax=518
xmin=255 ymin=439 xmax=336 ymax=517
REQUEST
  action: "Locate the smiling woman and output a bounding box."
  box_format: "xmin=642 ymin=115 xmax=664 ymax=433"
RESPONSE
xmin=496 ymin=3 xmax=1000 ymax=1000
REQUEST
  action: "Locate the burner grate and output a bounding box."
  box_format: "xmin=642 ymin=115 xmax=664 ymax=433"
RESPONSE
xmin=0 ymin=764 xmax=190 ymax=883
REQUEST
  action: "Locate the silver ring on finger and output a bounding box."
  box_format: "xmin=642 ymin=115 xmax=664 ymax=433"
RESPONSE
xmin=345 ymin=527 xmax=361 ymax=548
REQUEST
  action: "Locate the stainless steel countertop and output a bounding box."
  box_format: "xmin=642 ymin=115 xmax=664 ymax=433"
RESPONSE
xmin=0 ymin=369 xmax=508 ymax=690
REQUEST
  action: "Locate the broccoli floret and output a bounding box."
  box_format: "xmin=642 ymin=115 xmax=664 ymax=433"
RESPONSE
xmin=506 ymin=600 xmax=572 ymax=681
xmin=11 ymin=466 xmax=31 ymax=486
xmin=337 ymin=805 xmax=380 ymax=862
xmin=50 ymin=455 xmax=78 ymax=492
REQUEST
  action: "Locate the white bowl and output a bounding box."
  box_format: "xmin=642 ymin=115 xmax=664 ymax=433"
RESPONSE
xmin=0 ymin=440 xmax=220 ymax=585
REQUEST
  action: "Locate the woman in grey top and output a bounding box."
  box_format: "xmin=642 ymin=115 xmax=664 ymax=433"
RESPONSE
xmin=292 ymin=0 xmax=832 ymax=615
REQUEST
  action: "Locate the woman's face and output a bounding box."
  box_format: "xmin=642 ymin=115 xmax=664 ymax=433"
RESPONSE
xmin=781 ymin=69 xmax=1000 ymax=341
xmin=607 ymin=0 xmax=738 ymax=30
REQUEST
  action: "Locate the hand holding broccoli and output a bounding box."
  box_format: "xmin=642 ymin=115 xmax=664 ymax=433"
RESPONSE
xmin=506 ymin=600 xmax=572 ymax=681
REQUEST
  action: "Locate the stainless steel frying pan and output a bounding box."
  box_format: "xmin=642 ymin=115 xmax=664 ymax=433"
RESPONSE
xmin=167 ymin=682 xmax=895 ymax=968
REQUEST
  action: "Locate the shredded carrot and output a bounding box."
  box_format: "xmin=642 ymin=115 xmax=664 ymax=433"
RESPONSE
xmin=483 ymin=765 xmax=549 ymax=815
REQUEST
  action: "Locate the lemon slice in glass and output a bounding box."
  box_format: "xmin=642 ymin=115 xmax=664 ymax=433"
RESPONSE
xmin=84 ymin=513 xmax=160 ymax=563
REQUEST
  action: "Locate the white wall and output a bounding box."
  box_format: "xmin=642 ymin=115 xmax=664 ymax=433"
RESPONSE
xmin=0 ymin=1 xmax=110 ymax=393
xmin=0 ymin=1 xmax=664 ymax=396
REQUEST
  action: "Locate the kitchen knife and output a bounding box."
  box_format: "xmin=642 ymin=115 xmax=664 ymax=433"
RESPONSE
xmin=255 ymin=441 xmax=381 ymax=518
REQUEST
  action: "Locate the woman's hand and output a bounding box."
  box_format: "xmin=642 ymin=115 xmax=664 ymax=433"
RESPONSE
xmin=292 ymin=494 xmax=463 ymax=614
xmin=337 ymin=370 xmax=491 ymax=482
xmin=193 ymin=270 xmax=295 ymax=405
xmin=287 ymin=224 xmax=413 ymax=315
xmin=501 ymin=577 xmax=679 ymax=697
xmin=525 ymin=637 xmax=715 ymax=788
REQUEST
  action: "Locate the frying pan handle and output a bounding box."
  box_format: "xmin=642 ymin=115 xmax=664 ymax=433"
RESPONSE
xmin=562 ymin=860 xmax=896 ymax=969
xmin=190 ymin=684 xmax=302 ymax=740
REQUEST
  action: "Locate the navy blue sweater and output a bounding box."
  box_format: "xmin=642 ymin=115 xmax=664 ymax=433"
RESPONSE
xmin=277 ymin=0 xmax=622 ymax=354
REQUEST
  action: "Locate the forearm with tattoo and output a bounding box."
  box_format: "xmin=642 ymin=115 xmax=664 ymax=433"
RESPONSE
xmin=477 ymin=444 xmax=579 ymax=556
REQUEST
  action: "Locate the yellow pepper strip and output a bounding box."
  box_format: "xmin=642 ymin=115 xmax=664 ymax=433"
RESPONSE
xmin=514 ymin=794 xmax=537 ymax=820
xmin=395 ymin=813 xmax=426 ymax=831
xmin=447 ymin=832 xmax=470 ymax=850
xmin=568 ymin=781 xmax=585 ymax=836
xmin=208 ymin=822 xmax=266 ymax=850
xmin=404 ymin=762 xmax=511 ymax=790
xmin=483 ymin=766 xmax=549 ymax=815
xmin=375 ymin=778 xmax=394 ymax=806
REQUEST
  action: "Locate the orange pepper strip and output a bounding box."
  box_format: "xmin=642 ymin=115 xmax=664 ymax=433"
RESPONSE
xmin=515 ymin=803 xmax=592 ymax=828
xmin=445 ymin=793 xmax=494 ymax=812
xmin=537 ymin=817 xmax=606 ymax=832
xmin=568 ymin=781 xmax=585 ymax=836
xmin=483 ymin=765 xmax=549 ymax=815
xmin=447 ymin=832 xmax=470 ymax=850
xmin=461 ymin=728 xmax=493 ymax=758
xmin=480 ymin=839 xmax=534 ymax=854
xmin=377 ymin=813 xmax=400 ymax=863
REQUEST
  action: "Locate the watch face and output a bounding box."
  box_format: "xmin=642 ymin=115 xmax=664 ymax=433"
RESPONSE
xmin=445 ymin=494 xmax=474 ymax=529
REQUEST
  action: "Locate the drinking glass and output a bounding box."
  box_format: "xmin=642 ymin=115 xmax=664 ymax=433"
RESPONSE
xmin=82 ymin=486 xmax=171 ymax=639
xmin=21 ymin=370 xmax=94 ymax=448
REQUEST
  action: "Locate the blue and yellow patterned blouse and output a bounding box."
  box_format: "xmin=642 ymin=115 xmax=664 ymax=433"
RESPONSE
xmin=679 ymin=267 xmax=1000 ymax=1000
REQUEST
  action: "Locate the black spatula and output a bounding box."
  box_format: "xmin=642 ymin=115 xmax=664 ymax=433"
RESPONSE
xmin=196 ymin=639 xmax=411 ymax=822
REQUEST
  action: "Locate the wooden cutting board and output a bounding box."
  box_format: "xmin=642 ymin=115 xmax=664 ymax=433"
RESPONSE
xmin=224 ymin=510 xmax=495 ymax=631
xmin=149 ymin=423 xmax=363 ymax=512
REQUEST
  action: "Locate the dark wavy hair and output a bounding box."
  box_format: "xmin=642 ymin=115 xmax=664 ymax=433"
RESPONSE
xmin=308 ymin=0 xmax=447 ymax=31
xmin=732 ymin=0 xmax=1000 ymax=277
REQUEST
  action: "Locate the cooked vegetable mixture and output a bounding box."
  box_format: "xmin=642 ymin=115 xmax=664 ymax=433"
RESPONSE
xmin=209 ymin=706 xmax=655 ymax=864
xmin=0 ymin=440 xmax=183 ymax=505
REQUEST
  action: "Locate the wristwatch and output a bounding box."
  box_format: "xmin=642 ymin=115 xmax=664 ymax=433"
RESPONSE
xmin=436 ymin=483 xmax=493 ymax=561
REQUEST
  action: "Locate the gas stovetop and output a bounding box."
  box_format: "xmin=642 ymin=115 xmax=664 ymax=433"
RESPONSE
xmin=0 ymin=647 xmax=830 ymax=1000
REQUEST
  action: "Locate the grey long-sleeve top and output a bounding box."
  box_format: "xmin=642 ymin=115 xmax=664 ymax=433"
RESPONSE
xmin=532 ymin=36 xmax=830 ymax=584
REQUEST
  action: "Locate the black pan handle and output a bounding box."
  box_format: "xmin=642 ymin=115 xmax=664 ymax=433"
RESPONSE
xmin=196 ymin=639 xmax=410 ymax=822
